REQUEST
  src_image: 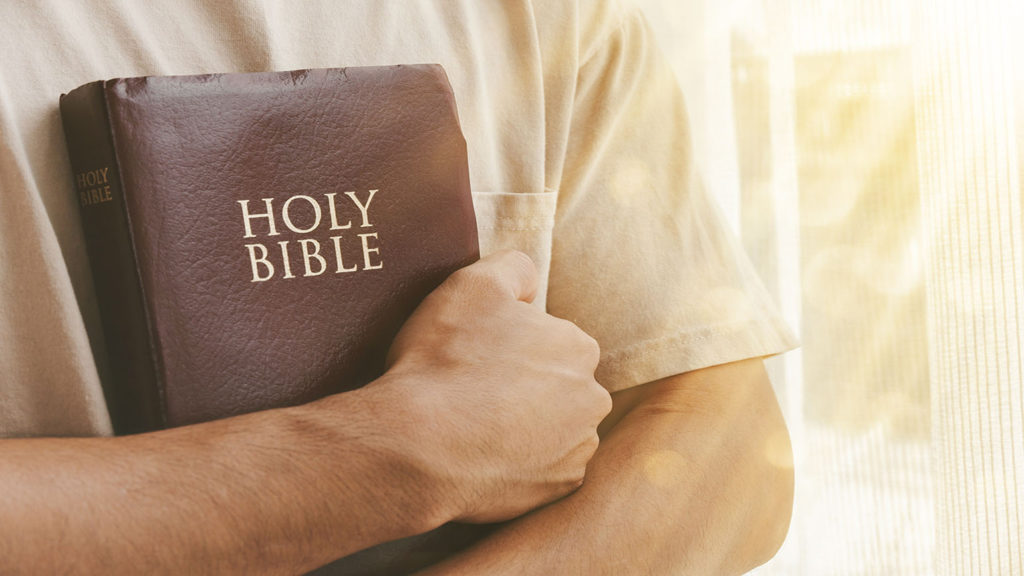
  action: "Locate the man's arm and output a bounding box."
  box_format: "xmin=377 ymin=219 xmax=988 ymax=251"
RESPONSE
xmin=0 ymin=251 xmax=612 ymax=575
xmin=0 ymin=388 xmax=443 ymax=575
xmin=418 ymin=358 xmax=794 ymax=576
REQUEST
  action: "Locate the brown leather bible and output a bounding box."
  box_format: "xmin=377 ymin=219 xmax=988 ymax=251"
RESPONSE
xmin=60 ymin=65 xmax=479 ymax=432
xmin=61 ymin=64 xmax=486 ymax=574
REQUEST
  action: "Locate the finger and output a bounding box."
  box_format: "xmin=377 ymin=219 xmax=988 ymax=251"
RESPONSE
xmin=472 ymin=250 xmax=539 ymax=303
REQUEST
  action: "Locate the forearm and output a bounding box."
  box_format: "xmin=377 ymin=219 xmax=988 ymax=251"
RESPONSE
xmin=0 ymin=251 xmax=612 ymax=575
xmin=0 ymin=379 xmax=443 ymax=576
xmin=418 ymin=359 xmax=794 ymax=576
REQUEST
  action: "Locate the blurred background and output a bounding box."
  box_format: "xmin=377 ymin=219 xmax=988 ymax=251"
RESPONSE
xmin=630 ymin=0 xmax=1024 ymax=574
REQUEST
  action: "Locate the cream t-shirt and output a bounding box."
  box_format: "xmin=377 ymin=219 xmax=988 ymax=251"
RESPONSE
xmin=0 ymin=0 xmax=796 ymax=438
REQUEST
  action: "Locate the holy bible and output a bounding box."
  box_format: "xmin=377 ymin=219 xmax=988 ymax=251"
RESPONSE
xmin=60 ymin=65 xmax=490 ymax=574
xmin=59 ymin=65 xmax=478 ymax=433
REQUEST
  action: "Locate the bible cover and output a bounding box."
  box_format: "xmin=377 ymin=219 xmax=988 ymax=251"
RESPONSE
xmin=59 ymin=65 xmax=478 ymax=434
xmin=61 ymin=65 xmax=486 ymax=574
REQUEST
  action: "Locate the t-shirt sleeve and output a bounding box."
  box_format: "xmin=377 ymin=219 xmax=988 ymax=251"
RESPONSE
xmin=546 ymin=2 xmax=798 ymax=393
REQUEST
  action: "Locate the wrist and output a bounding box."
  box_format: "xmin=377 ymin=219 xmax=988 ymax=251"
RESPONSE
xmin=306 ymin=374 xmax=457 ymax=536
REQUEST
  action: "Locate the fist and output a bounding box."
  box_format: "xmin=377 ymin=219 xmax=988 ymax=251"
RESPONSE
xmin=381 ymin=250 xmax=612 ymax=523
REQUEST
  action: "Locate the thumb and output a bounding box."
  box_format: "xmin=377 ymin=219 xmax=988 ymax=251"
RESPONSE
xmin=472 ymin=250 xmax=539 ymax=304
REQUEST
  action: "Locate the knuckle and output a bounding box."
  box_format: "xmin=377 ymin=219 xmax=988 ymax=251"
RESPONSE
xmin=590 ymin=382 xmax=613 ymax=416
xmin=544 ymin=315 xmax=574 ymax=332
xmin=554 ymin=319 xmax=599 ymax=354
xmin=555 ymin=319 xmax=600 ymax=358
xmin=579 ymin=332 xmax=601 ymax=365
xmin=502 ymin=249 xmax=537 ymax=277
xmin=539 ymin=317 xmax=579 ymax=345
xmin=459 ymin=250 xmax=539 ymax=299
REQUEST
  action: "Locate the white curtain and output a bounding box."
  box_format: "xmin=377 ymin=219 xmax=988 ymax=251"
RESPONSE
xmin=633 ymin=0 xmax=1024 ymax=573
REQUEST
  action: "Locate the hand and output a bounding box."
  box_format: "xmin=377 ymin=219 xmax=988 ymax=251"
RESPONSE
xmin=378 ymin=250 xmax=612 ymax=523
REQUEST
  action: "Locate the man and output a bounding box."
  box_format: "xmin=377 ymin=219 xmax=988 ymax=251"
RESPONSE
xmin=0 ymin=1 xmax=797 ymax=574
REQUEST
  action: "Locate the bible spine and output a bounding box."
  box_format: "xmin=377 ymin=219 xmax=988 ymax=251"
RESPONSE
xmin=60 ymin=83 xmax=164 ymax=434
